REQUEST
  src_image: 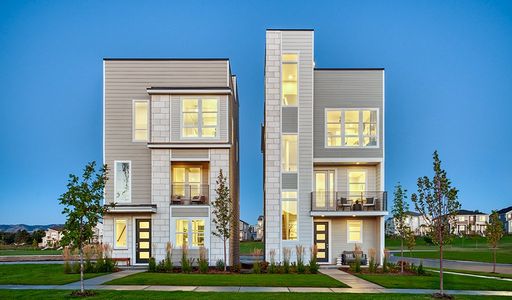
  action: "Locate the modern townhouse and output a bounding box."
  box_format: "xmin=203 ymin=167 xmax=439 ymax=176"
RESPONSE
xmin=263 ymin=29 xmax=387 ymax=265
xmin=103 ymin=58 xmax=240 ymax=266
xmin=451 ymin=210 xmax=488 ymax=236
xmin=497 ymin=206 xmax=512 ymax=234
xmin=385 ymin=211 xmax=428 ymax=236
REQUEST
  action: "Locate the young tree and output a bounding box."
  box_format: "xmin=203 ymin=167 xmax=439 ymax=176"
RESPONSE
xmin=485 ymin=210 xmax=504 ymax=273
xmin=405 ymin=227 xmax=416 ymax=257
xmin=211 ymin=169 xmax=232 ymax=272
xmin=411 ymin=151 xmax=460 ymax=297
xmin=59 ymin=162 xmax=112 ymax=295
xmin=391 ymin=183 xmax=409 ymax=273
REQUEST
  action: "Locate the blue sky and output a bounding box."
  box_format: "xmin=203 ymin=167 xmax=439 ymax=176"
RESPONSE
xmin=0 ymin=1 xmax=511 ymax=225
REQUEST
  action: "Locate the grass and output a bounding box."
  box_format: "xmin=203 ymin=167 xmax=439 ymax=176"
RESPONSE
xmin=0 ymin=248 xmax=62 ymax=256
xmin=0 ymin=264 xmax=108 ymax=285
xmin=240 ymin=241 xmax=263 ymax=255
xmin=386 ymin=235 xmax=512 ymax=264
xmin=356 ymin=271 xmax=512 ymax=291
xmin=0 ymin=290 xmax=508 ymax=300
xmin=105 ymin=273 xmax=347 ymax=287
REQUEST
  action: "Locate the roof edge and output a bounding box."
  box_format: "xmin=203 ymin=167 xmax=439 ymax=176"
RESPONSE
xmin=266 ymin=28 xmax=314 ymax=31
xmin=103 ymin=58 xmax=229 ymax=61
xmin=315 ymin=68 xmax=385 ymax=71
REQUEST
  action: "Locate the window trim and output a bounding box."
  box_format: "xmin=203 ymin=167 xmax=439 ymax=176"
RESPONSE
xmin=132 ymin=100 xmax=150 ymax=142
xmin=347 ymin=220 xmax=363 ymax=243
xmin=171 ymin=216 xmax=209 ymax=249
xmin=114 ymin=160 xmax=132 ymax=203
xmin=113 ymin=218 xmax=128 ymax=250
xmin=324 ymin=108 xmax=379 ymax=148
xmin=281 ymin=52 xmax=299 ymax=107
xmin=180 ymin=96 xmax=220 ymax=139
xmin=346 ymin=169 xmax=368 ymax=196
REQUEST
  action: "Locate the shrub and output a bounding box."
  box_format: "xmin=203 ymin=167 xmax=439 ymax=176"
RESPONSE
xmin=180 ymin=245 xmax=193 ymax=273
xmin=268 ymin=249 xmax=277 ymax=274
xmin=296 ymin=245 xmax=306 ymax=274
xmin=252 ymin=248 xmax=263 ymax=274
xmin=101 ymin=244 xmax=116 ymax=272
xmin=417 ymin=261 xmax=426 ymax=275
xmin=423 ymin=235 xmax=434 ymax=245
xmin=73 ymin=261 xmax=81 ymax=273
xmin=382 ymin=255 xmax=389 ymax=273
xmin=148 ymin=257 xmax=156 ymax=272
xmin=198 ymin=246 xmax=208 ymax=274
xmin=216 ymin=259 xmax=225 ymax=271
xmin=156 ymin=259 xmax=166 ymax=272
xmin=368 ymin=248 xmax=377 ymax=273
xmin=83 ymin=245 xmax=95 ymax=273
xmin=308 ymin=245 xmax=319 ymax=274
xmin=290 ymin=262 xmax=297 ymax=273
xmin=63 ymin=247 xmax=72 ymax=274
xmin=165 ymin=242 xmax=173 ymax=272
xmin=283 ymin=248 xmax=291 ymax=274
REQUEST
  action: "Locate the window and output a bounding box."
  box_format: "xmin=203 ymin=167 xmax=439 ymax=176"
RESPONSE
xmin=347 ymin=220 xmax=362 ymax=243
xmin=172 ymin=167 xmax=201 ymax=198
xmin=114 ymin=219 xmax=127 ymax=248
xmin=133 ymin=100 xmax=149 ymax=141
xmin=114 ymin=161 xmax=131 ymax=203
xmin=282 ymin=191 xmax=297 ymax=240
xmin=281 ymin=135 xmax=297 ymax=172
xmin=175 ymin=219 xmax=206 ymax=248
xmin=282 ymin=54 xmax=298 ymax=106
xmin=479 ymin=216 xmax=485 ymax=222
xmin=182 ymin=97 xmax=218 ymax=138
xmin=348 ymin=171 xmax=366 ymax=200
xmin=326 ymin=109 xmax=378 ymax=147
xmin=459 ymin=216 xmax=465 ymax=221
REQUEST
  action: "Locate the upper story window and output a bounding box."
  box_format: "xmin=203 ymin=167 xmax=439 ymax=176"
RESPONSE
xmin=182 ymin=97 xmax=218 ymax=138
xmin=282 ymin=54 xmax=298 ymax=106
xmin=282 ymin=134 xmax=297 ymax=172
xmin=114 ymin=161 xmax=131 ymax=203
xmin=133 ymin=100 xmax=149 ymax=141
xmin=326 ymin=109 xmax=378 ymax=147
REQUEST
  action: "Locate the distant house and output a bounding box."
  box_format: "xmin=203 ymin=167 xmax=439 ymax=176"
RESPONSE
xmin=255 ymin=215 xmax=264 ymax=241
xmin=39 ymin=226 xmax=64 ymax=248
xmin=497 ymin=206 xmax=512 ymax=234
xmin=385 ymin=211 xmax=429 ymax=236
xmin=239 ymin=220 xmax=251 ymax=241
xmin=451 ymin=210 xmax=488 ymax=236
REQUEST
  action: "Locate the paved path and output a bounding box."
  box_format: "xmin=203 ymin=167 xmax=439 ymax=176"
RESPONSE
xmin=389 ymin=255 xmax=512 ymax=274
xmin=320 ymin=268 xmax=381 ymax=289
xmin=61 ymin=269 xmax=146 ymax=288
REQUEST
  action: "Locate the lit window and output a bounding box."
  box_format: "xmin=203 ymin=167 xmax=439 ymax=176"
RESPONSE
xmin=114 ymin=161 xmax=131 ymax=203
xmin=133 ymin=100 xmax=149 ymax=141
xmin=114 ymin=219 xmax=127 ymax=248
xmin=282 ymin=191 xmax=297 ymax=240
xmin=347 ymin=220 xmax=362 ymax=243
xmin=175 ymin=219 xmax=189 ymax=247
xmin=326 ymin=109 xmax=378 ymax=147
xmin=172 ymin=167 xmax=201 ymax=199
xmin=459 ymin=216 xmax=465 ymax=221
xmin=282 ymin=54 xmax=298 ymax=106
xmin=348 ymin=171 xmax=366 ymax=201
xmin=175 ymin=219 xmax=206 ymax=248
xmin=192 ymin=220 xmax=205 ymax=247
xmin=282 ymin=135 xmax=297 ymax=172
xmin=182 ymin=97 xmax=218 ymax=138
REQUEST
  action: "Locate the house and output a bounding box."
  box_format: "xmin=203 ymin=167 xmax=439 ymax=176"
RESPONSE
xmin=262 ymin=29 xmax=386 ymax=265
xmin=497 ymin=206 xmax=512 ymax=234
xmin=102 ymin=58 xmax=240 ymax=266
xmin=93 ymin=223 xmax=103 ymax=244
xmin=451 ymin=210 xmax=488 ymax=236
xmin=239 ymin=220 xmax=251 ymax=241
xmin=39 ymin=226 xmax=64 ymax=248
xmin=255 ymin=215 xmax=264 ymax=241
xmin=385 ymin=211 xmax=429 ymax=236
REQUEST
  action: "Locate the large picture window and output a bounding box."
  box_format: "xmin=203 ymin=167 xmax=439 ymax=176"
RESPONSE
xmin=347 ymin=220 xmax=362 ymax=243
xmin=114 ymin=161 xmax=131 ymax=203
xmin=282 ymin=54 xmax=298 ymax=106
xmin=281 ymin=135 xmax=297 ymax=172
xmin=326 ymin=109 xmax=378 ymax=147
xmin=282 ymin=191 xmax=297 ymax=240
xmin=182 ymin=97 xmax=218 ymax=138
xmin=175 ymin=218 xmax=206 ymax=248
xmin=133 ymin=100 xmax=149 ymax=141
xmin=114 ymin=219 xmax=127 ymax=249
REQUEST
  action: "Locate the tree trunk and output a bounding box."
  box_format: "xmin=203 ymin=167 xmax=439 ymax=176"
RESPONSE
xmin=223 ymin=238 xmax=227 ymax=272
xmin=493 ymin=247 xmax=496 ymax=273
xmin=400 ymin=238 xmax=404 ymax=273
xmin=439 ymin=242 xmax=444 ymax=295
xmin=80 ymin=246 xmax=84 ymax=293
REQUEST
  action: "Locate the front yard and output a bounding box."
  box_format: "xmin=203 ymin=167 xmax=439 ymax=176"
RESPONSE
xmin=105 ymin=272 xmax=347 ymax=287
xmin=0 ymin=264 xmax=108 ymax=285
xmin=240 ymin=241 xmax=263 ymax=255
xmin=0 ymin=246 xmax=62 ymax=256
xmin=356 ymin=271 xmax=512 ymax=291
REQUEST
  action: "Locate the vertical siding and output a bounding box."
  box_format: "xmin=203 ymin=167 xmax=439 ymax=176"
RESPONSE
xmin=313 ymin=70 xmax=384 ymax=159
xmin=282 ymin=107 xmax=298 ymax=133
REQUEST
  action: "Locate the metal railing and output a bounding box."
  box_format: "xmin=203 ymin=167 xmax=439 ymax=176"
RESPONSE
xmin=170 ymin=184 xmax=209 ymax=205
xmin=311 ymin=191 xmax=387 ymax=212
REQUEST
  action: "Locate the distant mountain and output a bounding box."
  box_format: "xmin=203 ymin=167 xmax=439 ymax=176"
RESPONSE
xmin=0 ymin=224 xmax=64 ymax=233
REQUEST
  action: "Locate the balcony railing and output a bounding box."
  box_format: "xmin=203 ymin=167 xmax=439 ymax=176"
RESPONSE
xmin=171 ymin=184 xmax=209 ymax=205
xmin=311 ymin=191 xmax=387 ymax=212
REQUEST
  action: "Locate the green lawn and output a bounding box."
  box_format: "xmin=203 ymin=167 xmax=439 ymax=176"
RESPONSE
xmin=0 ymin=264 xmax=107 ymax=285
xmin=0 ymin=290 xmax=507 ymax=300
xmin=0 ymin=249 xmax=62 ymax=256
xmin=357 ymin=271 xmax=512 ymax=291
xmin=426 ymin=268 xmax=512 ymax=279
xmin=240 ymin=241 xmax=263 ymax=255
xmin=106 ymin=273 xmax=346 ymax=287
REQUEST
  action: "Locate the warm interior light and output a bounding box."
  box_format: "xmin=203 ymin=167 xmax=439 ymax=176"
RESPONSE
xmin=288 ymin=75 xmax=293 ymax=80
xmin=352 ymin=215 xmax=356 ymax=217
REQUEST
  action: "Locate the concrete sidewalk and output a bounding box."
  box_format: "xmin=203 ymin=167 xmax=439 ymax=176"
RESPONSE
xmin=320 ymin=269 xmax=381 ymax=289
xmin=61 ymin=269 xmax=145 ymax=288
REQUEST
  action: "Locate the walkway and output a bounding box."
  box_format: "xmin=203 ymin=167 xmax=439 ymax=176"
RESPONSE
xmin=389 ymin=255 xmax=512 ymax=274
xmin=320 ymin=268 xmax=381 ymax=289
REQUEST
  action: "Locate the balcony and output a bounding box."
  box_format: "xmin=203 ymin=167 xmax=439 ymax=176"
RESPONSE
xmin=170 ymin=184 xmax=209 ymax=205
xmin=311 ymin=191 xmax=387 ymax=213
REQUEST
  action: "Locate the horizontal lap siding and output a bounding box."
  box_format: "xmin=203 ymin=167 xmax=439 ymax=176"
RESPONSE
xmin=313 ymin=70 xmax=384 ymax=158
xmin=104 ymin=60 xmax=229 ymax=205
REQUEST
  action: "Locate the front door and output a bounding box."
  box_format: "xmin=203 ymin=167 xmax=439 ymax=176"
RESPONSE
xmin=314 ymin=170 xmax=335 ymax=210
xmin=135 ymin=219 xmax=151 ymax=264
xmin=314 ymin=222 xmax=329 ymax=263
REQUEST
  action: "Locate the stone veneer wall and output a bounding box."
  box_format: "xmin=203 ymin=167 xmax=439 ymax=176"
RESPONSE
xmin=151 ymin=149 xmax=170 ymax=261
xmin=150 ymin=95 xmax=170 ymax=143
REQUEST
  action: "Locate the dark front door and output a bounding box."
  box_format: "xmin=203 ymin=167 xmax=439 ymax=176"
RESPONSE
xmin=135 ymin=219 xmax=151 ymax=264
xmin=314 ymin=222 xmax=329 ymax=263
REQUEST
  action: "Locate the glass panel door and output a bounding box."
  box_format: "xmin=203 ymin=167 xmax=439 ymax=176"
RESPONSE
xmin=172 ymin=167 xmax=202 ymax=199
xmin=314 ymin=222 xmax=329 ymax=263
xmin=314 ymin=170 xmax=335 ymax=210
xmin=136 ymin=219 xmax=151 ymax=264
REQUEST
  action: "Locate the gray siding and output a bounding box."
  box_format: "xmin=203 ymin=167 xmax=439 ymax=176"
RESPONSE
xmin=282 ymin=107 xmax=298 ymax=133
xmin=282 ymin=173 xmax=298 ymax=189
xmin=104 ymin=59 xmax=229 ymax=205
xmin=171 ymin=207 xmax=209 ymax=217
xmin=313 ymin=70 xmax=384 ymax=158
xmin=171 ymin=149 xmax=209 ymax=160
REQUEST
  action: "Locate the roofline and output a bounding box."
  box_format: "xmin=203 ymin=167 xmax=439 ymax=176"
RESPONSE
xmin=147 ymin=87 xmax=230 ymax=90
xmin=103 ymin=58 xmax=229 ymax=61
xmin=315 ymin=68 xmax=385 ymax=71
xmin=266 ymin=28 xmax=314 ymax=31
